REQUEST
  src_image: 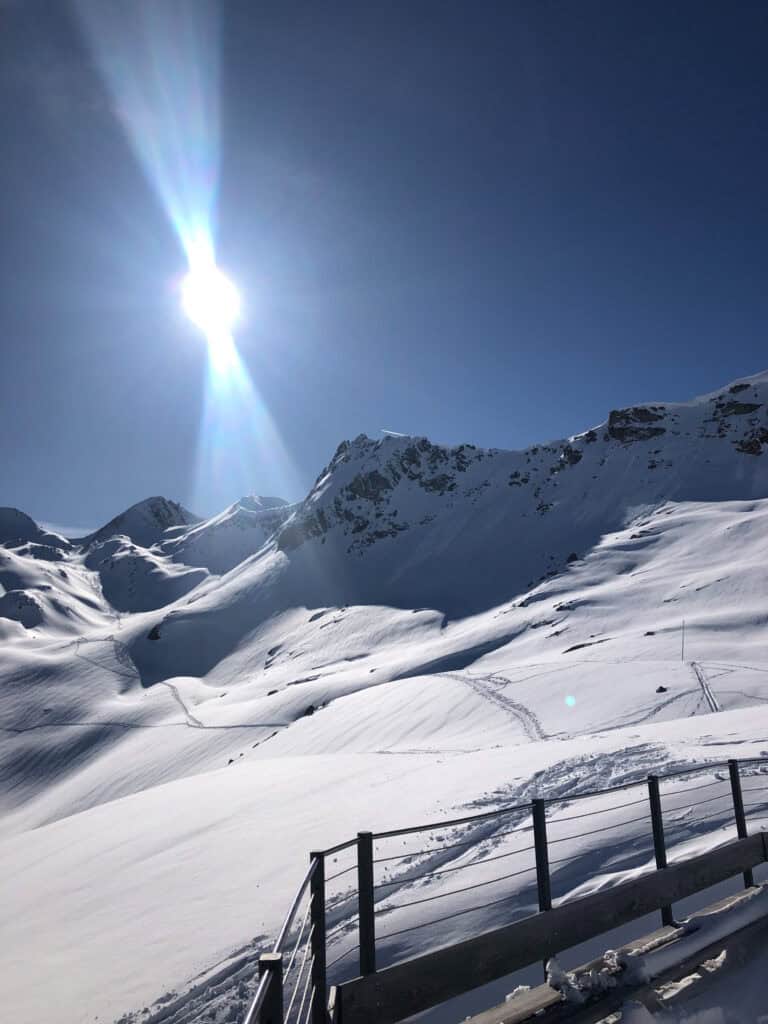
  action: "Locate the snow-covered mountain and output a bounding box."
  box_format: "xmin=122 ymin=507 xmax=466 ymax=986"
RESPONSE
xmin=4 ymin=371 xmax=768 ymax=1024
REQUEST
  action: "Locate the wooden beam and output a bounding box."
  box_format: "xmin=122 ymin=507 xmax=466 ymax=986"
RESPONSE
xmin=337 ymin=834 xmax=765 ymax=1024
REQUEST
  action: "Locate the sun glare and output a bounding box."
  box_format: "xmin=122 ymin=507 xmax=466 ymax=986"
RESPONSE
xmin=181 ymin=264 xmax=241 ymax=339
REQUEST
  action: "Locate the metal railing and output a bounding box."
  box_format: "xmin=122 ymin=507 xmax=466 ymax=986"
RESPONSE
xmin=243 ymin=756 xmax=768 ymax=1023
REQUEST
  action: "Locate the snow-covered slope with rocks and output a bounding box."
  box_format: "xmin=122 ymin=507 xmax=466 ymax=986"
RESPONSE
xmin=3 ymin=371 xmax=768 ymax=1024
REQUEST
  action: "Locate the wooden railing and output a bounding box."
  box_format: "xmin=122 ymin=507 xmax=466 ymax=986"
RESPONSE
xmin=243 ymin=757 xmax=768 ymax=1024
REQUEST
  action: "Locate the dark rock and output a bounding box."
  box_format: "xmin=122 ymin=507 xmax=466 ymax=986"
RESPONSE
xmin=607 ymin=407 xmax=667 ymax=443
xmin=560 ymin=445 xmax=583 ymax=466
xmin=656 ymin=685 xmax=668 ymax=693
xmin=717 ymin=401 xmax=762 ymax=417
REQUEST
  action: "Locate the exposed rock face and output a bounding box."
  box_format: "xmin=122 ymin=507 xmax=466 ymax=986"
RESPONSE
xmin=0 ymin=590 xmax=44 ymax=628
xmin=607 ymin=407 xmax=667 ymax=443
xmin=273 ymin=374 xmax=768 ymax=576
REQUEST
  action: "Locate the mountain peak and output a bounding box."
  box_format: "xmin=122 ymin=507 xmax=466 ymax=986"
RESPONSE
xmin=81 ymin=497 xmax=200 ymax=549
xmin=0 ymin=507 xmax=70 ymax=550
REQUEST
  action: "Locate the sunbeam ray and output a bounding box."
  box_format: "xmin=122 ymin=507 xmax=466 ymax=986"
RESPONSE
xmin=76 ymin=0 xmax=299 ymax=512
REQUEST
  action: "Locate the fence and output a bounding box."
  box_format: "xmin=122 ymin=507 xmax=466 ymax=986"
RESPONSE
xmin=243 ymin=757 xmax=768 ymax=1024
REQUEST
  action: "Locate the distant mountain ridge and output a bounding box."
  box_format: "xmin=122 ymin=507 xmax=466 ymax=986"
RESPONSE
xmin=3 ymin=370 xmax=768 ymax=648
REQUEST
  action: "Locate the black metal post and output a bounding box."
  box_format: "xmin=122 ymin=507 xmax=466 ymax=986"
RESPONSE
xmin=729 ymin=759 xmax=754 ymax=888
xmin=532 ymin=798 xmax=552 ymax=980
xmin=258 ymin=952 xmax=283 ymax=1024
xmin=357 ymin=831 xmax=376 ymax=975
xmin=532 ymin=798 xmax=552 ymax=912
xmin=648 ymin=774 xmax=674 ymax=927
xmin=309 ymin=852 xmax=327 ymax=1024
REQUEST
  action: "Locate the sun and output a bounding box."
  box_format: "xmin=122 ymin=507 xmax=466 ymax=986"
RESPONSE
xmin=181 ymin=264 xmax=241 ymax=338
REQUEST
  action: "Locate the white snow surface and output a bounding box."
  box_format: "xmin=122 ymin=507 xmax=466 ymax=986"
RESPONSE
xmin=4 ymin=374 xmax=768 ymax=1023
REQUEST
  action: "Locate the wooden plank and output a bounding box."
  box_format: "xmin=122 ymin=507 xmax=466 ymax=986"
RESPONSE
xmin=337 ymin=834 xmax=765 ymax=1024
xmin=464 ymin=887 xmax=762 ymax=1024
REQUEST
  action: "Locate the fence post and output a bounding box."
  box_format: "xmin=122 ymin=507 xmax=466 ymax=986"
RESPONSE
xmin=258 ymin=953 xmax=283 ymax=1024
xmin=729 ymin=759 xmax=754 ymax=888
xmin=532 ymin=799 xmax=551 ymax=911
xmin=532 ymin=798 xmax=552 ymax=980
xmin=309 ymin=852 xmax=327 ymax=1024
xmin=648 ymin=774 xmax=674 ymax=927
xmin=357 ymin=831 xmax=376 ymax=976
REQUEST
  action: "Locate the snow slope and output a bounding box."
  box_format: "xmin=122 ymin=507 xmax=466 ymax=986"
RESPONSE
xmin=3 ymin=372 xmax=768 ymax=1023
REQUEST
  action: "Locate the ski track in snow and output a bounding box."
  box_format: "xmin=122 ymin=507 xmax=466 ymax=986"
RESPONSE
xmin=690 ymin=661 xmax=721 ymax=713
xmin=443 ymin=671 xmax=548 ymax=741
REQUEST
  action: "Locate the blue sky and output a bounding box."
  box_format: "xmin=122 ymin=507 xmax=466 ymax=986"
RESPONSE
xmin=2 ymin=1 xmax=767 ymax=528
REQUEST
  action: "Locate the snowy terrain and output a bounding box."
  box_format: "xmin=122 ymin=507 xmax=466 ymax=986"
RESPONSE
xmin=3 ymin=371 xmax=768 ymax=1023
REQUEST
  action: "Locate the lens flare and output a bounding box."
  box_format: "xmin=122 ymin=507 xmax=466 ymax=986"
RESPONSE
xmin=76 ymin=0 xmax=301 ymax=511
xmin=181 ymin=264 xmax=241 ymax=338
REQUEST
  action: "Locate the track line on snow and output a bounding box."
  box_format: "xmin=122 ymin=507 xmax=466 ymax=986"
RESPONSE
xmin=0 ymin=720 xmax=287 ymax=735
xmin=158 ymin=681 xmax=205 ymax=728
xmin=443 ymin=672 xmax=547 ymax=740
xmin=690 ymin=661 xmax=720 ymax=712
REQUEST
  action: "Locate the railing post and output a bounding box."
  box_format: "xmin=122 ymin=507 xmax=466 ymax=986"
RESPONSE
xmin=532 ymin=799 xmax=551 ymax=912
xmin=648 ymin=774 xmax=674 ymax=927
xmin=532 ymin=798 xmax=551 ymax=980
xmin=258 ymin=952 xmax=283 ymax=1024
xmin=357 ymin=831 xmax=376 ymax=976
xmin=729 ymin=759 xmax=754 ymax=888
xmin=309 ymin=852 xmax=327 ymax=1024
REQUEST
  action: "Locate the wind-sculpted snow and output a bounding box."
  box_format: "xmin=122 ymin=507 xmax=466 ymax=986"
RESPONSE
xmin=159 ymin=496 xmax=295 ymax=574
xmin=4 ymin=373 xmax=768 ymax=1023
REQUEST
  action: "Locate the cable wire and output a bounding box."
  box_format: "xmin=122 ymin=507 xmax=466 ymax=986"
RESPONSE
xmin=300 ymin=986 xmax=315 ymax=1024
xmin=665 ymin=791 xmax=733 ymax=810
xmin=375 ymin=844 xmax=535 ymax=890
xmin=326 ymin=914 xmax=358 ymax=941
xmin=378 ymin=887 xmax=536 ymax=940
xmin=293 ymin=967 xmax=314 ymax=1024
xmin=547 ymin=793 xmax=649 ymax=824
xmin=661 ymin=777 xmax=729 ymax=797
xmin=326 ymin=863 xmax=358 ymax=883
xmin=374 ymin=827 xmax=533 ymax=864
xmin=326 ymin=943 xmax=360 ymax=970
xmin=284 ymin=944 xmax=313 ymax=1022
xmin=547 ymin=811 xmax=651 ymax=845
xmin=284 ymin=916 xmax=313 ymax=980
xmin=377 ymin=863 xmax=536 ymax=913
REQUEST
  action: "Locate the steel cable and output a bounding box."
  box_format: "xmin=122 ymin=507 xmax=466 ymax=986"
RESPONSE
xmin=326 ymin=943 xmax=360 ymax=970
xmin=378 ymin=887 xmax=536 ymax=940
xmin=284 ymin=916 xmax=313 ymax=980
xmin=374 ymin=828 xmax=533 ymax=864
xmin=661 ymin=778 xmax=729 ymax=797
xmin=293 ymin=967 xmax=314 ymax=1024
xmin=284 ymin=945 xmax=313 ymax=1022
xmin=546 ymin=793 xmax=649 ymax=824
xmin=300 ymin=986 xmax=315 ymax=1024
xmin=547 ymin=811 xmax=651 ymax=844
xmin=326 ymin=863 xmax=358 ymax=883
xmin=326 ymin=914 xmax=358 ymax=941
xmin=376 ymin=863 xmax=536 ymax=913
xmin=375 ymin=844 xmax=535 ymax=890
